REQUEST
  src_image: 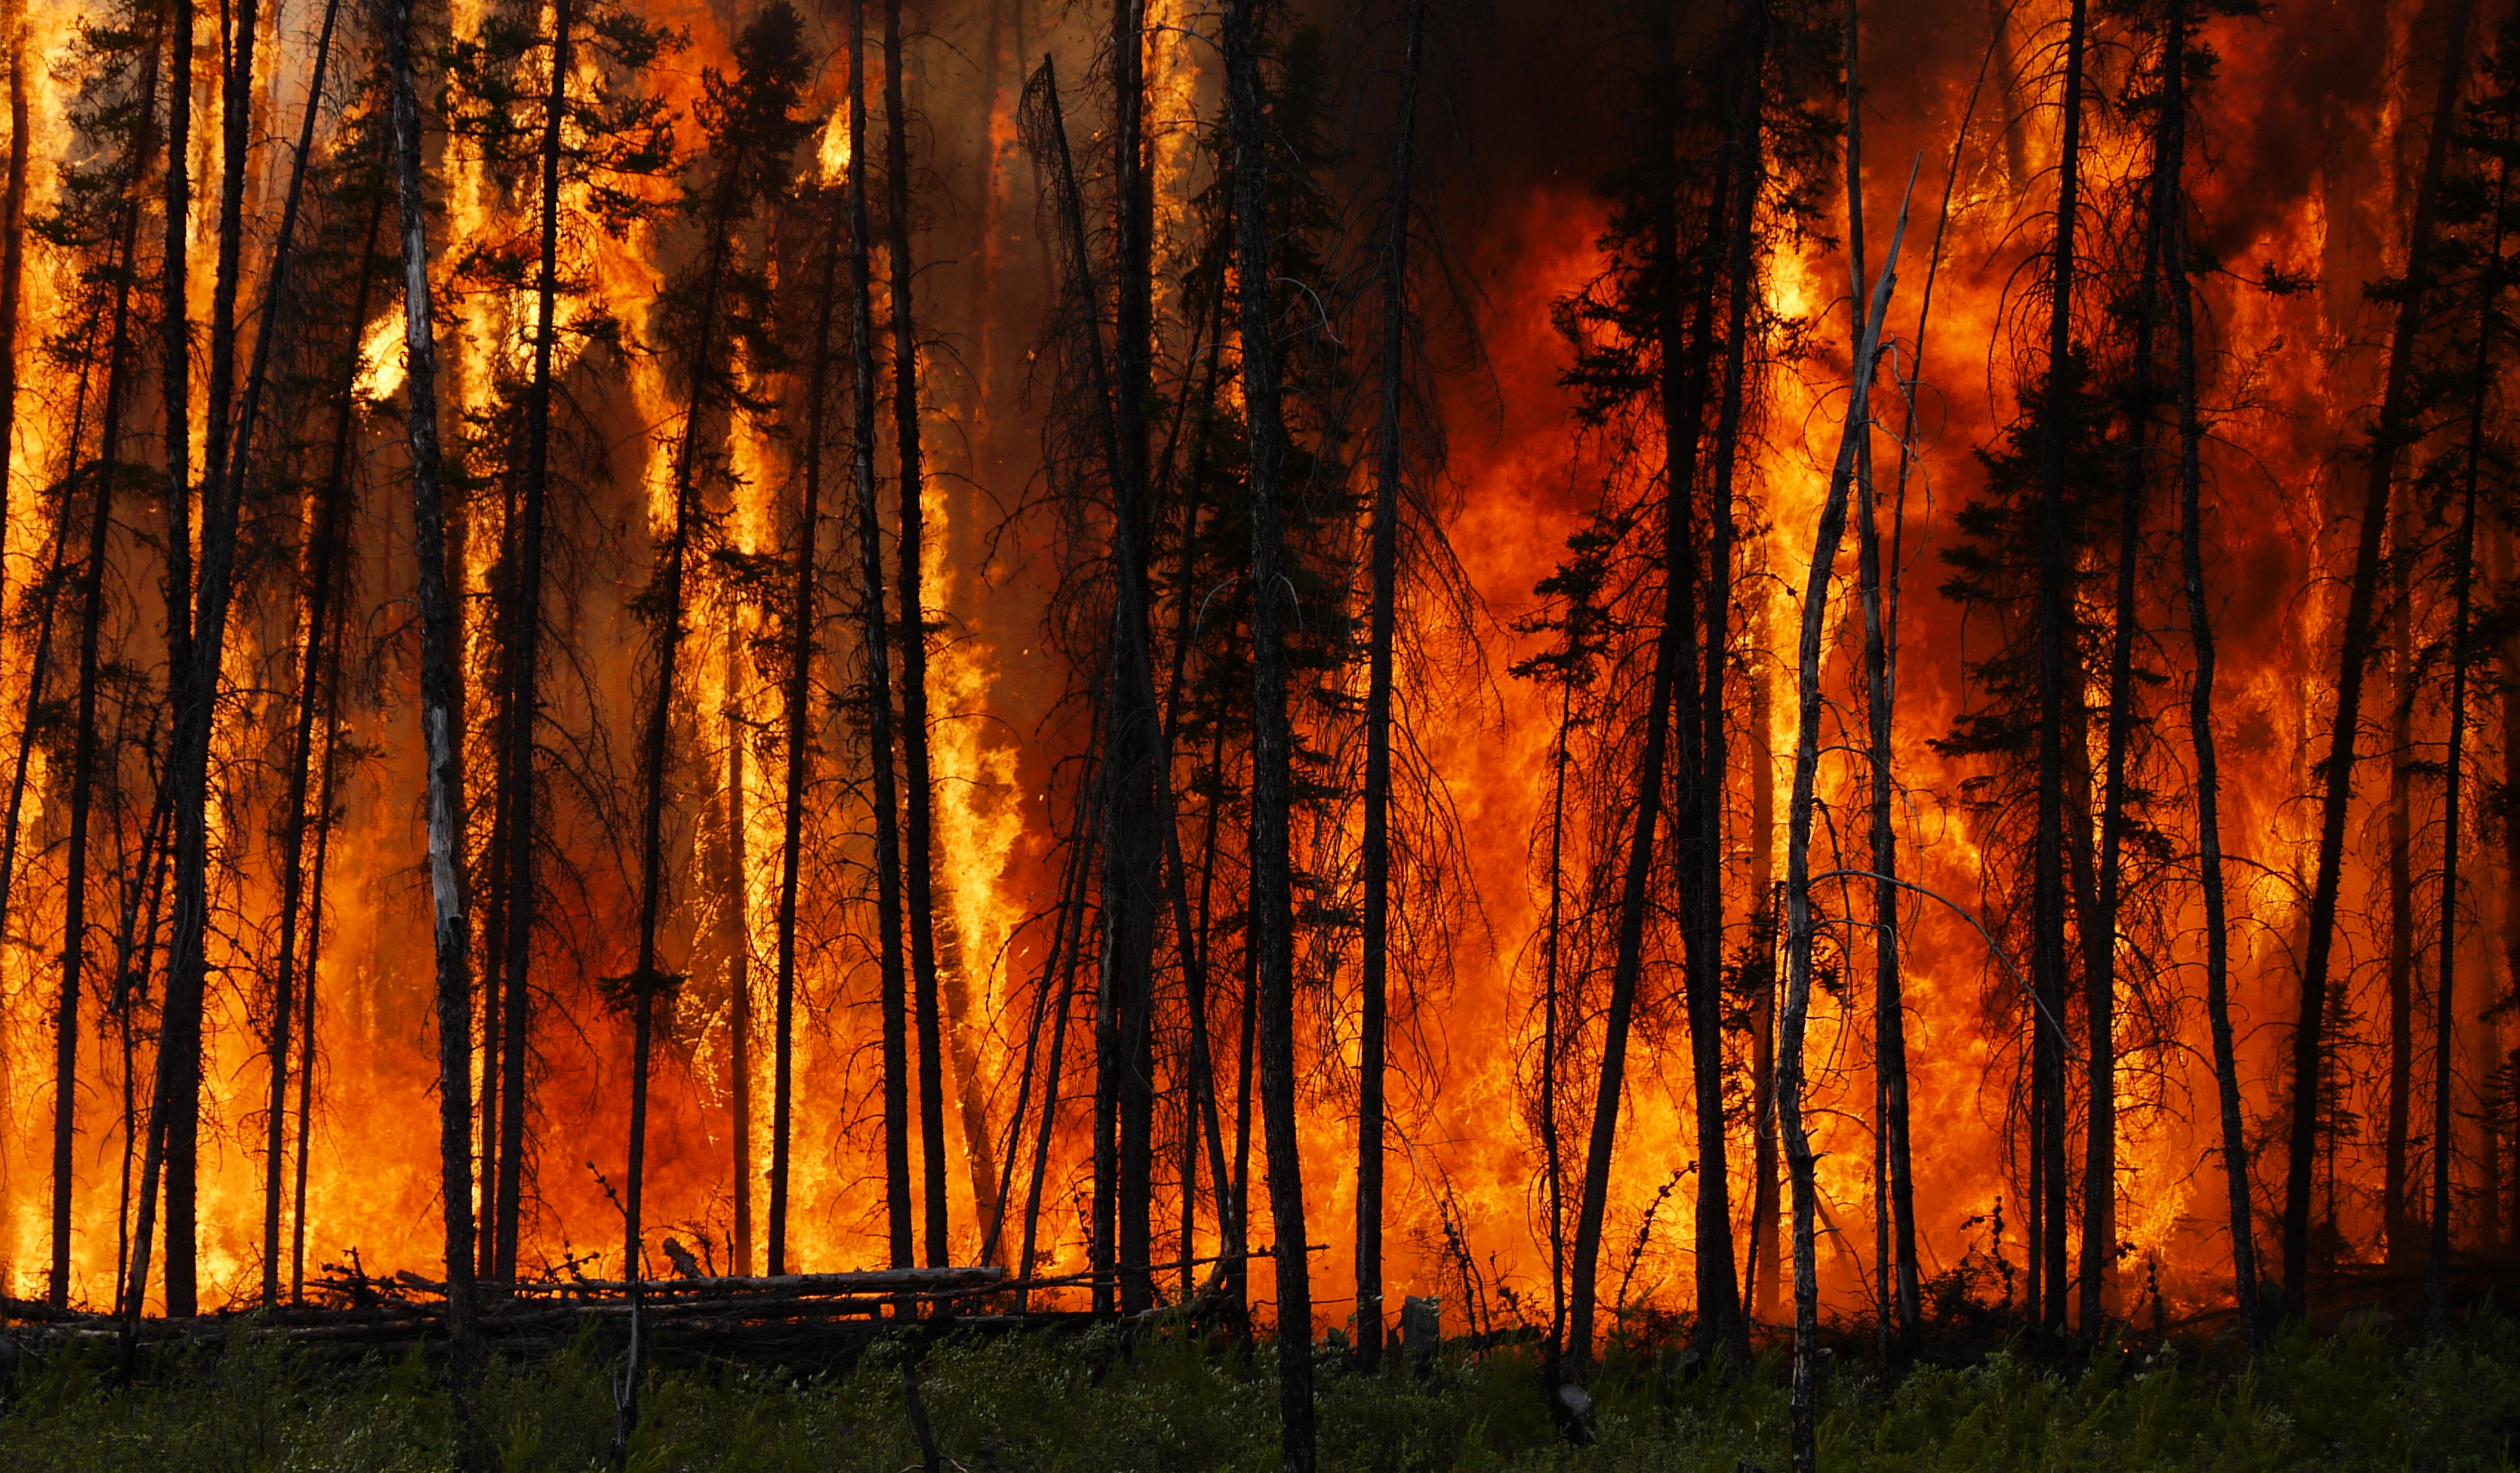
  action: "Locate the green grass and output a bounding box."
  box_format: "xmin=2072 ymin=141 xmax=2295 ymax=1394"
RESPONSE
xmin=3 ymin=1312 xmax=2519 ymax=1472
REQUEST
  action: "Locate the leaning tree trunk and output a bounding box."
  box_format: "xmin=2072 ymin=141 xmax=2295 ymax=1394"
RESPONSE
xmin=1782 ymin=178 xmax=1909 ymax=1473
xmin=0 ymin=4 xmax=30 ymax=608
xmin=2285 ymin=0 xmax=2475 ymax=1306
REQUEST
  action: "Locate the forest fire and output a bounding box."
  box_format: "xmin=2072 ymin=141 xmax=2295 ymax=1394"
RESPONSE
xmin=0 ymin=0 xmax=2511 ymax=1454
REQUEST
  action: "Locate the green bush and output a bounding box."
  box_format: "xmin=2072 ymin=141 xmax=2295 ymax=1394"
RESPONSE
xmin=2 ymin=1313 xmax=2517 ymax=1472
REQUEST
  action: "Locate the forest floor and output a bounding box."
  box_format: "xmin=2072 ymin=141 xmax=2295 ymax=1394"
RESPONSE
xmin=1 ymin=1295 xmax=2519 ymax=1472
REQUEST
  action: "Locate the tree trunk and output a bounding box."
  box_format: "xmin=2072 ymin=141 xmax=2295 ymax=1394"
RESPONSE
xmin=848 ymin=0 xmax=915 ymax=1277
xmin=492 ymin=0 xmax=574 ymax=1287
xmin=0 ymin=5 xmax=30 ymax=609
xmin=256 ymin=0 xmax=352 ymax=1309
xmin=2029 ymin=0 xmax=2090 ymax=1338
xmin=1684 ymin=7 xmax=1763 ymax=1366
xmin=1783 ymin=182 xmax=1909 ymax=1473
xmin=49 ymin=144 xmax=148 ymax=1309
xmin=2427 ymin=142 xmax=2507 ymax=1329
xmin=389 ymin=0 xmax=479 ymax=1345
xmin=1229 ymin=0 xmax=1312 ymax=1460
xmin=1567 ymin=5 xmax=1727 ymax=1369
xmin=885 ymin=0 xmax=952 ymax=1270
xmin=772 ymin=179 xmax=840 ymax=1278
xmin=724 ymin=629 xmax=753 ymax=1276
xmin=130 ymin=0 xmax=198 ymax=1326
xmin=2285 ymin=0 xmax=2475 ymax=1305
xmin=1356 ymin=0 xmax=1425 ymax=1371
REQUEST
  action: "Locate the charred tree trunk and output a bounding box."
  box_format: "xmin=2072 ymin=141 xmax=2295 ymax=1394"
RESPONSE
xmin=849 ymin=0 xmax=915 ymax=1277
xmin=0 ymin=5 xmax=30 ymax=604
xmin=50 ymin=121 xmax=150 ymax=1309
xmin=1096 ymin=0 xmax=1162 ymax=1318
xmin=2286 ymin=0 xmax=2476 ymax=1306
xmin=770 ymin=183 xmax=841 ymax=1279
xmin=1846 ymin=0 xmax=1921 ymax=1352
xmin=1356 ymin=0 xmax=1425 ymax=1372
xmin=389 ymin=0 xmax=479 ymax=1344
xmin=256 ymin=0 xmax=351 ymax=1309
xmin=885 ymin=0 xmax=951 ymax=1270
xmin=1228 ymin=0 xmax=1313 ymax=1460
xmin=129 ymin=0 xmax=199 ymax=1326
xmin=1784 ymin=182 xmax=1909 ymax=1473
xmin=1687 ymin=8 xmax=1764 ymax=1364
xmin=2427 ymin=141 xmax=2508 ymax=1329
xmin=1567 ymin=5 xmax=1727 ymax=1369
xmin=491 ymin=0 xmax=574 ymax=1287
xmin=2029 ymin=0 xmax=2090 ymax=1338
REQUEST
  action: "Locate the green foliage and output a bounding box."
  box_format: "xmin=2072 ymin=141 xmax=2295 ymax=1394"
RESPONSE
xmin=7 ymin=1317 xmax=2520 ymax=1472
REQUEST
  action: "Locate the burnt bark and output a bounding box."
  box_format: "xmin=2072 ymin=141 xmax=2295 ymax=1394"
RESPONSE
xmin=1228 ymin=0 xmax=1311 ymax=1459
xmin=1356 ymin=0 xmax=1425 ymax=1371
xmin=886 ymin=0 xmax=951 ymax=1270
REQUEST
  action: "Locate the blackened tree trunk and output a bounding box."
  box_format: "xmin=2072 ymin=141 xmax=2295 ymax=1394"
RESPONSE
xmin=2285 ymin=0 xmax=2475 ymax=1305
xmin=52 ymin=115 xmax=151 ymax=1309
xmin=848 ymin=0 xmax=915 ymax=1276
xmin=1098 ymin=0 xmax=1161 ymax=1318
xmin=256 ymin=0 xmax=351 ymax=1309
xmin=389 ymin=0 xmax=479 ymax=1343
xmin=1783 ymin=181 xmax=1908 ymax=1473
xmin=1686 ymin=10 xmax=1763 ymax=1364
xmin=1356 ymin=0 xmax=1425 ymax=1372
xmin=884 ymin=0 xmax=951 ymax=1269
xmin=2427 ymin=135 xmax=2509 ymax=1329
xmin=0 ymin=5 xmax=30 ymax=605
xmin=771 ymin=180 xmax=842 ymax=1278
xmin=491 ymin=0 xmax=574 ymax=1287
xmin=1567 ymin=6 xmax=1725 ymax=1369
xmin=2029 ymin=0 xmax=2089 ymax=1338
xmin=1845 ymin=0 xmax=1921 ymax=1352
xmin=1229 ymin=0 xmax=1312 ymax=1461
xmin=130 ymin=0 xmax=198 ymax=1325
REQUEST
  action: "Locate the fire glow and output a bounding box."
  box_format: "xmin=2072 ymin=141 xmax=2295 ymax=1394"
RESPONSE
xmin=0 ymin=0 xmax=2501 ymax=1386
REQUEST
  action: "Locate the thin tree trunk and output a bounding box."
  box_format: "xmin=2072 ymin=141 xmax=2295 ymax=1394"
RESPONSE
xmin=849 ymin=0 xmax=915 ymax=1277
xmin=725 ymin=629 xmax=753 ymax=1276
xmin=771 ymin=181 xmax=839 ymax=1278
xmin=1098 ymin=0 xmax=1161 ymax=1318
xmin=129 ymin=0 xmax=198 ymax=1327
xmin=1749 ymin=611 xmax=1778 ymax=1323
xmin=293 ymin=623 xmax=345 ymax=1307
xmin=1567 ymin=4 xmax=1727 ymax=1368
xmin=256 ymin=0 xmax=352 ymax=1308
xmin=2388 ymin=521 xmax=2416 ymax=1261
xmin=494 ymin=0 xmax=574 ymax=1288
xmin=50 ymin=141 xmax=148 ymax=1310
xmin=885 ymin=0 xmax=950 ymax=1269
xmin=0 ymin=6 xmax=30 ymax=606
xmin=1227 ymin=0 xmax=1312 ymax=1460
xmin=2427 ymin=142 xmax=2507 ymax=1329
xmin=388 ymin=0 xmax=478 ymax=1345
xmin=2285 ymin=0 xmax=2475 ymax=1305
xmin=1356 ymin=0 xmax=1425 ymax=1372
xmin=201 ymin=0 xmax=260 ymax=492
xmin=1783 ymin=176 xmax=1909 ymax=1473
xmin=2029 ymin=0 xmax=2090 ymax=1338
xmin=1687 ymin=6 xmax=1764 ymax=1366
